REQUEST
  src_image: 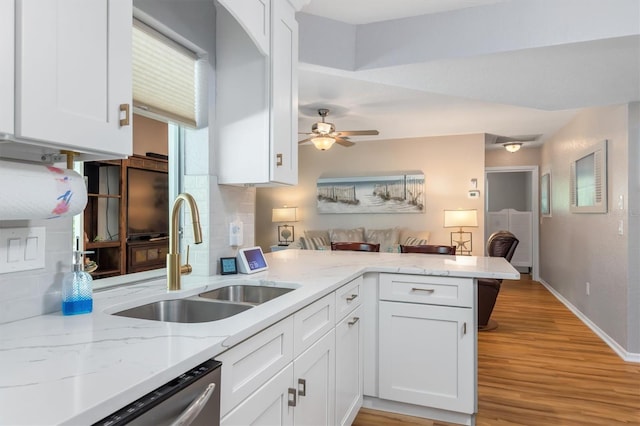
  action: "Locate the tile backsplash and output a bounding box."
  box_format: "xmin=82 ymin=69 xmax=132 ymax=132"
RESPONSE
xmin=0 ymin=217 xmax=73 ymax=324
xmin=0 ymin=178 xmax=256 ymax=324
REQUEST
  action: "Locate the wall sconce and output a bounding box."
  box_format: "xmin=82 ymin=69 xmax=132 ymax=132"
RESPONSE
xmin=272 ymin=206 xmax=298 ymax=245
xmin=504 ymin=142 xmax=522 ymax=153
xmin=444 ymin=209 xmax=478 ymax=255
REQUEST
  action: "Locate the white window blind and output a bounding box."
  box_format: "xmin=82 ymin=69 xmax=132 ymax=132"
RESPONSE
xmin=133 ymin=20 xmax=203 ymax=128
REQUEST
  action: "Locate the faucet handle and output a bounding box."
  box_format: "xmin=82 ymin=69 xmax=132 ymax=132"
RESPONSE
xmin=180 ymin=245 xmax=193 ymax=275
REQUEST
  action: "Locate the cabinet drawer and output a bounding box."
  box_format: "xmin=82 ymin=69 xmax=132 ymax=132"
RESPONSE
xmin=293 ymin=292 xmax=335 ymax=358
xmin=217 ymin=316 xmax=293 ymax=416
xmin=335 ymin=276 xmax=363 ymax=322
xmin=379 ymin=273 xmax=473 ymax=308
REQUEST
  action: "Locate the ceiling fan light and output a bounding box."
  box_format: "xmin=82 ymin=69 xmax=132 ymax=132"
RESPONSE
xmin=311 ymin=136 xmax=335 ymax=150
xmin=504 ymin=142 xmax=522 ymax=153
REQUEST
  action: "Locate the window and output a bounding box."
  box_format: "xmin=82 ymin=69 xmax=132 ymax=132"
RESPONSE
xmin=570 ymin=140 xmax=607 ymax=213
xmin=132 ymin=19 xmax=206 ymax=128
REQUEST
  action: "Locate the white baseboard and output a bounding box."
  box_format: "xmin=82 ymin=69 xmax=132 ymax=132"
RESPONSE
xmin=538 ymin=278 xmax=640 ymax=363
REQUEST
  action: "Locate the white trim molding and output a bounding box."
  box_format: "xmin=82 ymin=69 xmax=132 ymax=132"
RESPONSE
xmin=539 ymin=278 xmax=640 ymax=363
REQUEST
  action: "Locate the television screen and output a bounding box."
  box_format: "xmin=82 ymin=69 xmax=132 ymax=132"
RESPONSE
xmin=127 ymin=168 xmax=169 ymax=239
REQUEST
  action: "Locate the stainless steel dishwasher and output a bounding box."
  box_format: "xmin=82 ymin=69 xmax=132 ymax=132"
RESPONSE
xmin=93 ymin=359 xmax=221 ymax=426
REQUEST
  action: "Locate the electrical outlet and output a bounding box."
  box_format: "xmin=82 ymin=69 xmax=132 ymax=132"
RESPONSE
xmin=586 ymin=282 xmax=590 ymax=296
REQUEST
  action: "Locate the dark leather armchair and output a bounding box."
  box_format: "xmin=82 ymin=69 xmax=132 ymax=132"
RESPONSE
xmin=478 ymin=230 xmax=519 ymax=330
xmin=330 ymin=242 xmax=380 ymax=252
xmin=400 ymin=244 xmax=456 ymax=255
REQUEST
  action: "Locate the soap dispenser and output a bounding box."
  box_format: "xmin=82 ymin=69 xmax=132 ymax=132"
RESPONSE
xmin=62 ymin=237 xmax=93 ymax=315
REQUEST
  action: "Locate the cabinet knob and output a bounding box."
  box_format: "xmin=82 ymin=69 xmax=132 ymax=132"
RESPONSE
xmin=119 ymin=104 xmax=130 ymax=127
xmin=276 ymin=153 xmax=283 ymax=167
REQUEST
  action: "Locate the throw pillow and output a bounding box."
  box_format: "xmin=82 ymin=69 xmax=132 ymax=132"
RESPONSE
xmin=403 ymin=236 xmax=429 ymax=246
xmin=366 ymin=228 xmax=400 ymax=252
xmin=300 ymin=235 xmax=330 ymax=250
xmin=304 ymin=229 xmax=331 ymax=242
xmin=329 ymin=227 xmax=365 ymax=243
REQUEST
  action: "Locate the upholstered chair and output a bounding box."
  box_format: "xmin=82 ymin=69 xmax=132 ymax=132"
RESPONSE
xmin=478 ymin=230 xmax=519 ymax=330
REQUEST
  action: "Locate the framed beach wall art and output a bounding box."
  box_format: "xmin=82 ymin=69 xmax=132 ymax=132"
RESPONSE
xmin=316 ymin=172 xmax=425 ymax=214
xmin=541 ymin=172 xmax=551 ymax=217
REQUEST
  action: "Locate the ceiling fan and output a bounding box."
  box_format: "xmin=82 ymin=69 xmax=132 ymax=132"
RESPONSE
xmin=298 ymin=108 xmax=379 ymax=150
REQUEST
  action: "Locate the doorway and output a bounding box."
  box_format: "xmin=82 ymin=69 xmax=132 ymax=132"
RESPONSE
xmin=485 ymin=166 xmax=539 ymax=280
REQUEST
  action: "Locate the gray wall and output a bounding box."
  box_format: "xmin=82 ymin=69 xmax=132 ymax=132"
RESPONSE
xmin=487 ymin=172 xmax=532 ymax=212
xmin=540 ymin=103 xmax=638 ymax=354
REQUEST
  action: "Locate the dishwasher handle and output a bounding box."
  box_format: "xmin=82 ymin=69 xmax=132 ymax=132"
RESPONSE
xmin=170 ymin=382 xmax=216 ymax=426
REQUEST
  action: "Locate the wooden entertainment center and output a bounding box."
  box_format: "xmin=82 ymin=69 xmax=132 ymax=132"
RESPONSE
xmin=83 ymin=155 xmax=169 ymax=279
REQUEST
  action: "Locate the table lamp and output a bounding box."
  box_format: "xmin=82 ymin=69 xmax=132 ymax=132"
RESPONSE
xmin=444 ymin=209 xmax=478 ymax=255
xmin=272 ymin=206 xmax=298 ymax=245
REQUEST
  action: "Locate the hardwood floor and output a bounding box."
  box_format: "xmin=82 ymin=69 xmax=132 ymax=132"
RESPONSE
xmin=353 ymin=275 xmax=640 ymax=425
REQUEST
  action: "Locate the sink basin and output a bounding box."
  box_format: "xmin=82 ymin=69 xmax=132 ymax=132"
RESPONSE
xmin=113 ymin=298 xmax=253 ymax=323
xmin=199 ymin=285 xmax=294 ymax=305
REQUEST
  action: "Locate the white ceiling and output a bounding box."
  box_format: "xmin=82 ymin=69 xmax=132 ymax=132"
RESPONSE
xmin=300 ymin=0 xmax=508 ymax=25
xmin=297 ymin=0 xmax=640 ymax=150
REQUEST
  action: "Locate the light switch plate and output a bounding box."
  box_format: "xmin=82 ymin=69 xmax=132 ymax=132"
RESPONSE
xmin=0 ymin=227 xmax=46 ymax=274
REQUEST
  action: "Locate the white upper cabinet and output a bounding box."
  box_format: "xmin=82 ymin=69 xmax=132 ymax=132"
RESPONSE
xmin=216 ymin=0 xmax=269 ymax=55
xmin=0 ymin=0 xmax=14 ymax=136
xmin=216 ymin=0 xmax=298 ymax=186
xmin=12 ymin=0 xmax=132 ymax=159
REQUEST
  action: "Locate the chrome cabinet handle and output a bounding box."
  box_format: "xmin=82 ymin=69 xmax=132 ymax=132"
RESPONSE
xmin=119 ymin=103 xmax=130 ymax=127
xmin=298 ymin=378 xmax=306 ymax=396
xmin=276 ymin=153 xmax=283 ymax=166
xmin=170 ymin=383 xmax=215 ymax=426
xmin=288 ymin=387 xmax=297 ymax=406
xmin=411 ymin=287 xmax=435 ymax=294
xmin=348 ymin=317 xmax=360 ymax=326
xmin=346 ymin=294 xmax=358 ymax=302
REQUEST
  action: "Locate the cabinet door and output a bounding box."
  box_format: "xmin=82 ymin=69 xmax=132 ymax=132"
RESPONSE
xmin=270 ymin=0 xmax=298 ymax=185
xmin=378 ymin=301 xmax=475 ymax=414
xmin=293 ymin=329 xmax=336 ymax=426
xmin=335 ymin=306 xmax=363 ymax=426
xmin=217 ymin=0 xmax=269 ymax=55
xmin=15 ymin=0 xmax=132 ymax=157
xmin=217 ymin=317 xmax=294 ymax=416
xmin=221 ymin=363 xmax=294 ymax=426
xmin=0 ymin=0 xmax=13 ymax=135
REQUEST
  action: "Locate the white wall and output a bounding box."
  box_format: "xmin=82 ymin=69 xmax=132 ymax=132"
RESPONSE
xmin=256 ymin=134 xmax=486 ymax=254
xmin=539 ymin=103 xmax=638 ymax=354
xmin=487 ymin=172 xmax=531 ymax=212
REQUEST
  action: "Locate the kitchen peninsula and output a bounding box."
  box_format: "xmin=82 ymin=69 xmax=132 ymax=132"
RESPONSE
xmin=0 ymin=250 xmax=518 ymax=426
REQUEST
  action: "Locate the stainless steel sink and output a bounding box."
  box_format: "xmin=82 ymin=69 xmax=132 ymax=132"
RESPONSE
xmin=112 ymin=298 xmax=253 ymax=323
xmin=199 ymin=285 xmax=294 ymax=305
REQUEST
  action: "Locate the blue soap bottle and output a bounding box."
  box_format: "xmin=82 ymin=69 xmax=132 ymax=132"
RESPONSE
xmin=62 ymin=237 xmax=93 ymax=315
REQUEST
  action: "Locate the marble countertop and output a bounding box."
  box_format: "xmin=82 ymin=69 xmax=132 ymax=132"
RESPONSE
xmin=0 ymin=250 xmax=518 ymax=425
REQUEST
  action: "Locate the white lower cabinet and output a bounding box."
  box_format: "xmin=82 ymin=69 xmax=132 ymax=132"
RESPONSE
xmin=221 ymin=364 xmax=294 ymax=426
xmin=293 ymin=329 xmax=336 ymax=425
xmin=377 ymin=273 xmax=476 ymax=421
xmin=378 ymin=301 xmax=474 ymax=413
xmin=219 ymin=282 xmax=361 ymax=426
xmin=335 ymin=305 xmax=363 ymax=426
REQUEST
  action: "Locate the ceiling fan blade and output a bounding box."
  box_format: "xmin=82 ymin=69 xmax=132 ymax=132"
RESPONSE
xmin=334 ymin=137 xmax=355 ymax=147
xmin=298 ymin=137 xmax=314 ymax=144
xmin=335 ymin=130 xmax=379 ymax=136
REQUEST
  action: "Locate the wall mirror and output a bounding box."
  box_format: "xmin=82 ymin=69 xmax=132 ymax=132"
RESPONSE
xmin=569 ymin=139 xmax=607 ymax=213
xmin=541 ymin=172 xmax=551 ymax=217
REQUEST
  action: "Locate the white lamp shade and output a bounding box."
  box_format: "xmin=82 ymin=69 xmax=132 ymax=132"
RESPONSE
xmin=444 ymin=209 xmax=478 ymax=228
xmin=311 ymin=136 xmax=335 ymax=150
xmin=272 ymin=207 xmax=298 ymax=223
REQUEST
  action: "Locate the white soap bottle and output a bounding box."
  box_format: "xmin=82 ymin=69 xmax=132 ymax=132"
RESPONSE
xmin=61 ymin=237 xmax=93 ymax=315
